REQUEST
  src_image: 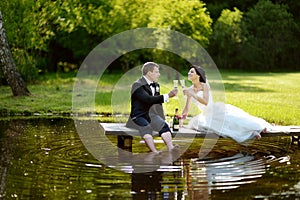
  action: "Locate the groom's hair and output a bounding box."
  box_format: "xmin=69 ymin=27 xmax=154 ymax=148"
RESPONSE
xmin=142 ymin=62 xmax=159 ymax=75
xmin=191 ymin=65 xmax=206 ymax=83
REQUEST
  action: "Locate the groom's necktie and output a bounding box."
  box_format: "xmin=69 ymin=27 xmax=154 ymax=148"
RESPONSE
xmin=150 ymin=83 xmax=156 ymax=87
xmin=149 ymin=83 xmax=156 ymax=96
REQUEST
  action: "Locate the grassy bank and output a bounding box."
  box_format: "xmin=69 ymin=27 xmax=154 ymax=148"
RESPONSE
xmin=0 ymin=70 xmax=299 ymax=125
xmin=0 ymin=73 xmax=75 ymax=116
xmin=221 ymin=71 xmax=300 ymax=125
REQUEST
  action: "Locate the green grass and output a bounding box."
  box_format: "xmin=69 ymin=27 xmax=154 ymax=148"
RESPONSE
xmin=0 ymin=70 xmax=299 ymax=125
xmin=221 ymin=71 xmax=300 ymax=125
xmin=0 ymin=73 xmax=75 ymax=116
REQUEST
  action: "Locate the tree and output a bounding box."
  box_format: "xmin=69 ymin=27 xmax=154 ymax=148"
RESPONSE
xmin=0 ymin=0 xmax=45 ymax=79
xmin=0 ymin=11 xmax=30 ymax=96
xmin=240 ymin=0 xmax=299 ymax=70
xmin=106 ymin=0 xmax=212 ymax=70
xmin=209 ymin=8 xmax=243 ymax=68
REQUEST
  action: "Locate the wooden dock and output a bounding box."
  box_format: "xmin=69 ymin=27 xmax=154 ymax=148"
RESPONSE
xmin=100 ymin=123 xmax=300 ymax=137
xmin=99 ymin=123 xmax=300 ymax=151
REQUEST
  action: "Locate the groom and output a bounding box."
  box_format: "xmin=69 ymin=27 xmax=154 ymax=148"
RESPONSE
xmin=126 ymin=62 xmax=178 ymax=153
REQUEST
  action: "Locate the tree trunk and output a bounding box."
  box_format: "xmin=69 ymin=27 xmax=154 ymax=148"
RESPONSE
xmin=0 ymin=11 xmax=30 ymax=96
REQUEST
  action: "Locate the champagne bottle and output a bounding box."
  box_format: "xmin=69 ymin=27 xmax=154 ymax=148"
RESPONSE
xmin=172 ymin=108 xmax=180 ymax=132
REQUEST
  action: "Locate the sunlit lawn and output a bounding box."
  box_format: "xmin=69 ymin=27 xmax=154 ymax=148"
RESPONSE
xmin=0 ymin=70 xmax=299 ymax=125
xmin=221 ymin=71 xmax=300 ymax=125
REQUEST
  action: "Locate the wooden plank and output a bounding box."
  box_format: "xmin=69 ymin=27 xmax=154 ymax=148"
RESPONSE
xmin=99 ymin=123 xmax=208 ymax=137
xmin=265 ymin=126 xmax=300 ymax=137
xmin=100 ymin=123 xmax=300 ymax=138
xmin=99 ymin=123 xmax=140 ymax=136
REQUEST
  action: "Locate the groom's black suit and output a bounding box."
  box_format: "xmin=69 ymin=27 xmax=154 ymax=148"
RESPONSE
xmin=126 ymin=77 xmax=170 ymax=136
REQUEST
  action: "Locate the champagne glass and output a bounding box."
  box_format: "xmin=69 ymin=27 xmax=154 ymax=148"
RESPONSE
xmin=180 ymin=79 xmax=185 ymax=88
xmin=172 ymin=80 xmax=178 ymax=99
xmin=173 ymin=80 xmax=178 ymax=89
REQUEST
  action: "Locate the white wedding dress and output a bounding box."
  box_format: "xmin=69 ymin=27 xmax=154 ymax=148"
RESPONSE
xmin=188 ymin=90 xmax=272 ymax=143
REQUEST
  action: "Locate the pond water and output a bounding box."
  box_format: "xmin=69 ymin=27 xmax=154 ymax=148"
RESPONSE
xmin=0 ymin=118 xmax=300 ymax=199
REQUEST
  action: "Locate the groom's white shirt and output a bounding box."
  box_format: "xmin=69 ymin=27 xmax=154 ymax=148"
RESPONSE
xmin=143 ymin=76 xmax=169 ymax=102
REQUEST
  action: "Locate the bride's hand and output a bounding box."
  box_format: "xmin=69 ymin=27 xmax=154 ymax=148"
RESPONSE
xmin=183 ymin=88 xmax=187 ymax=96
xmin=183 ymin=88 xmax=190 ymax=96
xmin=183 ymin=87 xmax=194 ymax=97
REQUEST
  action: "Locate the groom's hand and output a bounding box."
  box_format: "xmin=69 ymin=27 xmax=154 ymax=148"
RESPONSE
xmin=168 ymin=88 xmax=178 ymax=98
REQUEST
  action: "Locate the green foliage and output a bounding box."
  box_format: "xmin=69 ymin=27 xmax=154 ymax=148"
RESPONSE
xmin=206 ymin=2 xmax=230 ymax=22
xmin=104 ymin=0 xmax=212 ymax=71
xmin=208 ymin=0 xmax=300 ymax=71
xmin=1 ymin=0 xmax=300 ymax=83
xmin=210 ymin=7 xmax=243 ymax=68
xmin=0 ymin=0 xmax=109 ymax=75
xmin=0 ymin=0 xmax=54 ymax=79
xmin=146 ymin=0 xmax=212 ymax=47
xmin=40 ymin=0 xmax=110 ymax=71
xmin=240 ymin=0 xmax=299 ymax=70
xmin=11 ymin=49 xmax=38 ymax=82
xmin=1 ymin=0 xmax=57 ymax=52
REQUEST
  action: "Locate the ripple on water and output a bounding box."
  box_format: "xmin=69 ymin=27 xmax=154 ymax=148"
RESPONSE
xmin=188 ymin=152 xmax=265 ymax=191
xmin=1 ymin=119 xmax=299 ymax=199
xmin=183 ymin=137 xmax=295 ymax=194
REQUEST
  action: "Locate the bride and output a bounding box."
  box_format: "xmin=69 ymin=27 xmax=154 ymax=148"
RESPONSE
xmin=181 ymin=65 xmax=272 ymax=143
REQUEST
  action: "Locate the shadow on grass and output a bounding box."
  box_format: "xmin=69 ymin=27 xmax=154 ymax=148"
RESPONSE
xmin=219 ymin=71 xmax=283 ymax=93
xmin=210 ymin=81 xmax=274 ymax=93
xmin=223 ymin=83 xmax=274 ymax=92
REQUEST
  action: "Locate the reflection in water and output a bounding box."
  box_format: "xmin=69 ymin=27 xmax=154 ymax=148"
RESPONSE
xmin=131 ymin=171 xmax=163 ymax=199
xmin=0 ymin=118 xmax=299 ymax=199
xmin=0 ymin=119 xmax=26 ymax=197
xmin=186 ymin=153 xmax=265 ymax=199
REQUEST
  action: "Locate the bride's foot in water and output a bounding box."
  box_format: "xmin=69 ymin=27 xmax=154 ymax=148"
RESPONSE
xmin=256 ymin=134 xmax=262 ymax=140
xmin=262 ymin=128 xmax=267 ymax=133
xmin=257 ymin=128 xmax=267 ymax=140
xmin=261 ymin=128 xmax=267 ymax=133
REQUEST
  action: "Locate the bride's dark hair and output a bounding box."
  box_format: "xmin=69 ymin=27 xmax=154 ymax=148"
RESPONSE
xmin=191 ymin=65 xmax=206 ymax=83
